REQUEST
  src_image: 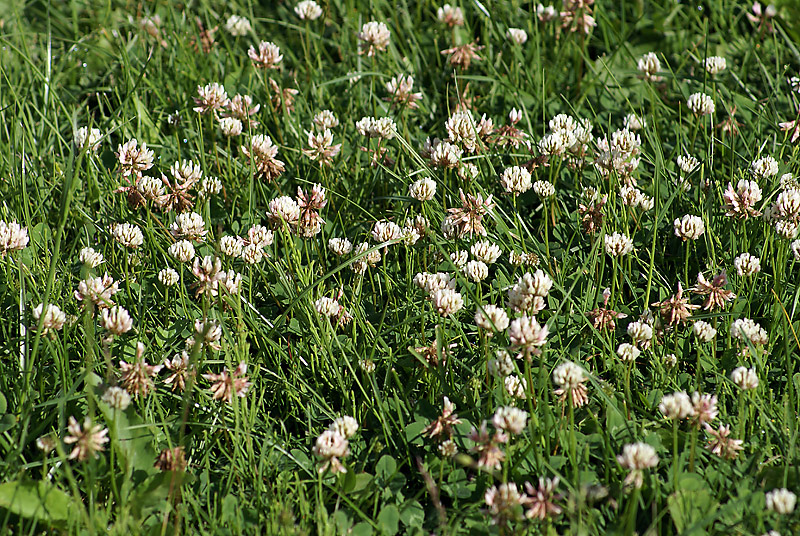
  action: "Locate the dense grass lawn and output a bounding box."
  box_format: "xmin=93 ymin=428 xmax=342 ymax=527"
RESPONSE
xmin=1 ymin=0 xmax=800 ymax=533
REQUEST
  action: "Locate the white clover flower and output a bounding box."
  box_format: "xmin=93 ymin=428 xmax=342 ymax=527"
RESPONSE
xmin=313 ymin=110 xmax=339 ymax=130
xmin=687 ymin=93 xmax=715 ymax=116
xmin=294 ymin=0 xmax=323 ymax=20
xmin=674 ymin=215 xmax=705 ymax=240
xmin=506 ymin=28 xmax=528 ymax=45
xmin=734 ymin=252 xmax=761 ymax=276
xmin=240 ymin=243 xmax=264 ymax=264
xmin=32 ymin=303 xmax=66 ymax=333
xmin=489 ymin=350 xmax=514 ymax=377
xmin=220 ymin=236 xmax=244 ymax=257
xmin=465 ymin=260 xmax=489 ymax=282
xmin=116 ymin=139 xmax=154 ymax=178
xmin=475 ymin=304 xmax=509 ymax=333
xmin=627 ymin=321 xmax=653 ymax=343
xmin=315 ymin=296 xmax=341 ymax=318
xmin=193 ymin=83 xmax=229 ymax=115
xmin=170 ymin=212 xmax=207 ymax=241
xmin=372 ymin=220 xmax=403 ymax=243
xmin=730 ymin=366 xmax=759 ymax=390
xmin=791 ymin=239 xmax=800 ymax=260
xmin=617 ymin=343 xmax=640 ymax=362
xmin=358 ymin=21 xmax=390 ymax=57
xmin=677 ymin=154 xmax=700 ymax=174
xmin=731 ymin=318 xmax=768 ymax=345
xmin=224 ymin=15 xmax=252 ymax=36
xmin=171 ymin=159 xmax=203 ymax=184
xmin=312 ymin=430 xmax=350 ymax=474
xmin=766 ymin=489 xmax=796 ymax=515
xmin=533 ymin=180 xmax=555 ymax=199
xmin=100 ymin=306 xmax=133 ymax=335
xmin=450 ymin=250 xmax=468 ymax=269
xmin=659 ymin=391 xmax=694 ymax=419
xmin=751 ymin=155 xmax=779 ymax=179
xmin=110 ymin=223 xmax=144 ymax=248
xmin=436 ymin=4 xmax=464 ymax=26
xmin=703 ymin=56 xmax=727 ymax=75
xmin=248 ymin=41 xmax=283 ymax=69
xmin=219 ymin=117 xmax=243 ymax=137
xmin=504 ymin=375 xmax=527 ymax=399
xmin=430 ymin=140 xmax=462 ymax=168
xmin=247 ymin=225 xmax=274 ymax=248
xmin=446 ymin=111 xmax=479 ymax=153
xmin=102 ymin=386 xmax=131 ymax=410
xmin=471 ymin=240 xmax=502 ymax=264
xmin=536 ymin=4 xmax=558 ymax=21
xmin=137 ymin=176 xmax=165 ymax=202
xmin=268 ymin=196 xmax=301 ymax=226
xmin=328 ymin=237 xmax=353 ymax=256
xmin=776 ymin=188 xmax=800 ymax=219
xmin=604 ymin=232 xmax=634 ymax=257
xmin=74 ymin=127 xmax=102 ymax=151
xmin=79 ymin=247 xmax=105 ymax=268
xmin=409 ymin=177 xmax=437 ymax=201
xmin=693 ymin=320 xmax=717 ymax=342
xmin=617 ymin=442 xmax=659 ymax=489
xmin=637 ymin=52 xmax=662 ymax=81
xmin=169 ymin=240 xmax=195 ymax=263
xmin=329 ymin=416 xmax=359 ymax=439
xmin=158 ymin=268 xmax=179 ymax=286
xmin=509 ymin=315 xmax=549 ymax=352
xmin=431 ymin=288 xmax=463 ymax=317
xmin=373 ymin=117 xmax=397 ymax=139
xmin=624 ymin=114 xmax=646 ymax=131
xmin=499 ymin=166 xmax=532 ymax=195
xmin=776 ymin=220 xmax=799 ymax=239
xmin=0 ymin=220 xmax=30 ymax=255
xmin=492 ymin=406 xmax=528 ymax=435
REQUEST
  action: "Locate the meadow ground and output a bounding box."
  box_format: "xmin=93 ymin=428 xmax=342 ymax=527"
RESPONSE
xmin=1 ymin=0 xmax=800 ymax=534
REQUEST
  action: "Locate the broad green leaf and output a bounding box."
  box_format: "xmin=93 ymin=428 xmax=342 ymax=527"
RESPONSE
xmin=0 ymin=480 xmax=74 ymax=525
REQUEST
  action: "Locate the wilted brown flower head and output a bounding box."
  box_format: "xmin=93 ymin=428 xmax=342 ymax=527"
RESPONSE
xmin=163 ymin=351 xmax=196 ymax=392
xmin=120 ymin=352 xmax=163 ymax=398
xmin=64 ymin=416 xmax=109 ymax=461
xmin=468 ymin=421 xmax=507 ymax=470
xmin=424 ymin=397 xmax=462 ymax=440
xmin=446 ymin=189 xmax=494 ymax=237
xmin=578 ymin=195 xmax=606 ymax=234
xmin=440 ymin=41 xmax=484 ymax=70
xmin=203 ymin=361 xmax=251 ymax=403
xmin=154 ymin=446 xmax=188 ymax=472
xmin=560 ymin=0 xmax=596 ymax=34
xmin=269 ymin=78 xmax=299 ymax=113
xmin=651 ymin=282 xmax=699 ymax=327
xmin=704 ymin=423 xmax=744 ymax=460
xmin=524 ymin=477 xmax=563 ymax=520
xmin=691 ymin=271 xmax=735 ymax=310
xmin=586 ymin=288 xmax=627 ymax=330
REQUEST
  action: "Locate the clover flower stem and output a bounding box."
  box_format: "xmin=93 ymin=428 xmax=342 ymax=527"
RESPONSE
xmin=568 ymin=397 xmax=578 ymax=483
xmin=624 ymin=360 xmax=633 ymax=420
xmin=624 ymin=486 xmax=640 ymax=536
xmin=694 ymin=341 xmax=703 ymax=390
xmin=536 ymin=351 xmax=552 ymax=454
xmin=542 ymin=202 xmax=551 ymax=266
xmin=524 ymin=359 xmax=542 ymax=468
xmin=672 ymin=419 xmax=679 ymax=490
xmin=179 ymin=267 xmax=188 ymax=316
xmin=688 ymin=426 xmax=698 ymax=472
xmin=684 ymin=242 xmax=690 ymax=288
xmin=738 ymin=392 xmax=746 ymax=440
